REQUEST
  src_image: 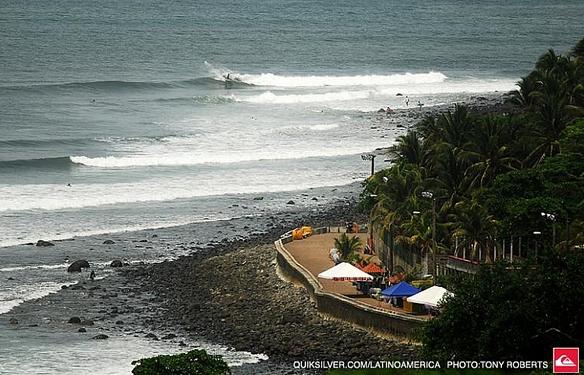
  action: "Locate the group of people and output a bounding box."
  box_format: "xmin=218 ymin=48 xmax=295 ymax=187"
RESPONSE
xmin=379 ymin=95 xmax=425 ymax=115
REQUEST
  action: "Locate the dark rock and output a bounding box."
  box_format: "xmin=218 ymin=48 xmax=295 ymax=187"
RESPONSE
xmin=91 ymin=334 xmax=109 ymax=340
xmin=67 ymin=260 xmax=90 ymax=273
xmin=78 ymin=328 xmax=87 ymax=333
xmin=110 ymin=260 xmax=123 ymax=268
xmin=311 ymin=197 xmax=318 ymax=201
xmin=61 ymin=285 xmax=68 ymax=290
xmin=36 ymin=240 xmax=55 ymax=247
xmin=116 ymin=320 xmax=124 ymax=325
xmin=103 ymin=239 xmax=115 ymax=245
xmin=9 ymin=318 xmax=18 ymax=325
xmin=253 ymin=197 xmax=264 ymax=200
xmin=145 ymin=333 xmax=159 ymax=340
xmin=286 ymin=200 xmax=295 ymax=205
xmin=68 ymin=317 xmax=82 ymax=324
xmin=161 ymin=333 xmax=177 ymax=340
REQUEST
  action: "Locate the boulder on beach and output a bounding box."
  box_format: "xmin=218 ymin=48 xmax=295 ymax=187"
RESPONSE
xmin=110 ymin=260 xmax=123 ymax=268
xmin=67 ymin=260 xmax=90 ymax=273
xmin=103 ymin=239 xmax=115 ymax=245
xmin=68 ymin=317 xmax=81 ymax=324
xmin=9 ymin=318 xmax=18 ymax=325
xmin=36 ymin=240 xmax=55 ymax=247
xmin=286 ymin=200 xmax=295 ymax=205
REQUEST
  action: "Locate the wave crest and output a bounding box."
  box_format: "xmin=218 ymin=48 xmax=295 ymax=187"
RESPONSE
xmin=235 ymin=71 xmax=447 ymax=87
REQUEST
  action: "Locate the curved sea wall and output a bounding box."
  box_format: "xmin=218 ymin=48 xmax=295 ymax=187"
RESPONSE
xmin=275 ymin=235 xmax=424 ymax=338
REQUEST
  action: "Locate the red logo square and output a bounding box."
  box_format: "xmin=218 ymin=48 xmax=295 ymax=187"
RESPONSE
xmin=553 ymin=347 xmax=580 ymax=373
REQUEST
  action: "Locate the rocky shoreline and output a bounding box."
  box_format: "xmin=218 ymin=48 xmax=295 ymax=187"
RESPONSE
xmin=1 ymin=94 xmax=510 ymax=373
xmin=127 ymin=203 xmax=418 ymax=368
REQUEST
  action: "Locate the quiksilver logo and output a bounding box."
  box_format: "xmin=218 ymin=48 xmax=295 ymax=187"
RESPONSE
xmin=555 ymin=355 xmax=576 ymax=367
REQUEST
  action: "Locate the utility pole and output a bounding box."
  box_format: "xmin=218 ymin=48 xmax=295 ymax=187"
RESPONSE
xmin=422 ymin=191 xmax=436 ymax=277
xmin=541 ymin=212 xmax=557 ymax=249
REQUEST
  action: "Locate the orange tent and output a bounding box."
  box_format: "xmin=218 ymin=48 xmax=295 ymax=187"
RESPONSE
xmin=361 ymin=263 xmax=384 ymax=274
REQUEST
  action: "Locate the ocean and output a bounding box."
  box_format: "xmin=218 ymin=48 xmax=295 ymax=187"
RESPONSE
xmin=0 ymin=0 xmax=583 ymax=373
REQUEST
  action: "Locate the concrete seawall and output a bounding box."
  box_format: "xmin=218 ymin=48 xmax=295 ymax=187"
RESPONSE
xmin=274 ymin=235 xmax=425 ymax=338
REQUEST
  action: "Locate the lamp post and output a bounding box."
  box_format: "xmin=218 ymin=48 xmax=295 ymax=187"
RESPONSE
xmin=421 ymin=191 xmax=436 ymax=277
xmin=361 ymin=153 xmax=377 ymax=176
xmin=541 ymin=212 xmax=556 ymax=248
xmin=533 ymin=231 xmax=541 ymax=259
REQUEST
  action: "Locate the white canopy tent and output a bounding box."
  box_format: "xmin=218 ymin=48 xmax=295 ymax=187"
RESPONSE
xmin=407 ymin=286 xmax=453 ymax=308
xmin=317 ymin=262 xmax=374 ymax=281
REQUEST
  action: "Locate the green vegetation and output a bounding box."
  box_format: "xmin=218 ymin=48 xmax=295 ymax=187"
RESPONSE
xmin=423 ymin=253 xmax=584 ymax=361
xmin=334 ymin=233 xmax=363 ymax=261
xmin=361 ymin=38 xmax=584 ymax=361
xmin=132 ymin=349 xmax=231 ymax=375
xmin=362 ymin=37 xmax=584 ymax=270
xmin=327 ymin=370 xmax=533 ymax=375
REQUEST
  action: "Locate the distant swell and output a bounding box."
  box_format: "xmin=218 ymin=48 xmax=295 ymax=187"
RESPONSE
xmin=1 ymin=77 xmax=251 ymax=93
xmin=0 ymin=156 xmax=73 ymax=170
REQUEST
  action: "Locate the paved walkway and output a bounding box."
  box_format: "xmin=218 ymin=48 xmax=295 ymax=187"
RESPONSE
xmin=285 ymin=232 xmax=417 ymax=314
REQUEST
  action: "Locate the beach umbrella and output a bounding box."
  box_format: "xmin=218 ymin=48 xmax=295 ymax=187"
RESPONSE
xmin=317 ymin=262 xmax=374 ymax=281
xmin=406 ymin=286 xmax=453 ymax=308
xmin=380 ymin=281 xmax=420 ymax=299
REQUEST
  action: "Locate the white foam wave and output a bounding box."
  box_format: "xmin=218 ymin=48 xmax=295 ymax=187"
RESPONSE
xmin=69 ymin=144 xmax=372 ymax=168
xmin=0 ymin=281 xmax=74 ymax=315
xmin=235 ymin=71 xmax=447 ymax=87
xmin=307 ymin=123 xmax=340 ymax=131
xmin=237 ymin=90 xmax=372 ymax=104
xmin=277 ymin=123 xmax=340 ymax=134
xmin=0 ymin=263 xmax=70 ymax=272
xmin=0 ymin=166 xmax=356 ymax=212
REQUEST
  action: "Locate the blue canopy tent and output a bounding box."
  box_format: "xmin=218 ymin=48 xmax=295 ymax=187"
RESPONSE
xmin=381 ymin=281 xmax=420 ymax=299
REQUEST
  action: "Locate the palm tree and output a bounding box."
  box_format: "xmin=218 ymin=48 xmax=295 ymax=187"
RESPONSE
xmin=508 ymin=72 xmax=540 ymax=108
xmin=571 ymin=37 xmax=584 ymax=60
xmin=396 ymin=213 xmax=434 ymax=275
xmin=450 ymin=200 xmax=500 ymax=263
xmin=434 ymin=105 xmax=473 ymax=150
xmin=464 ymin=116 xmax=521 ymax=188
xmin=334 ymin=233 xmax=362 ymax=261
xmin=387 ymin=130 xmax=430 ymax=171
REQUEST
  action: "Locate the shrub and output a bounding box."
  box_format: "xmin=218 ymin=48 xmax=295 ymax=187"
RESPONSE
xmin=132 ymin=349 xmax=231 ymax=375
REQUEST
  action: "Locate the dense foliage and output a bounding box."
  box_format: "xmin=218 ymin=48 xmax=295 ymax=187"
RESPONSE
xmin=132 ymin=350 xmax=231 ymax=375
xmin=334 ymin=233 xmax=363 ymax=261
xmin=361 ymin=38 xmax=584 ymax=361
xmin=362 ymin=38 xmax=584 ymax=269
xmin=422 ymin=253 xmax=584 ymax=361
